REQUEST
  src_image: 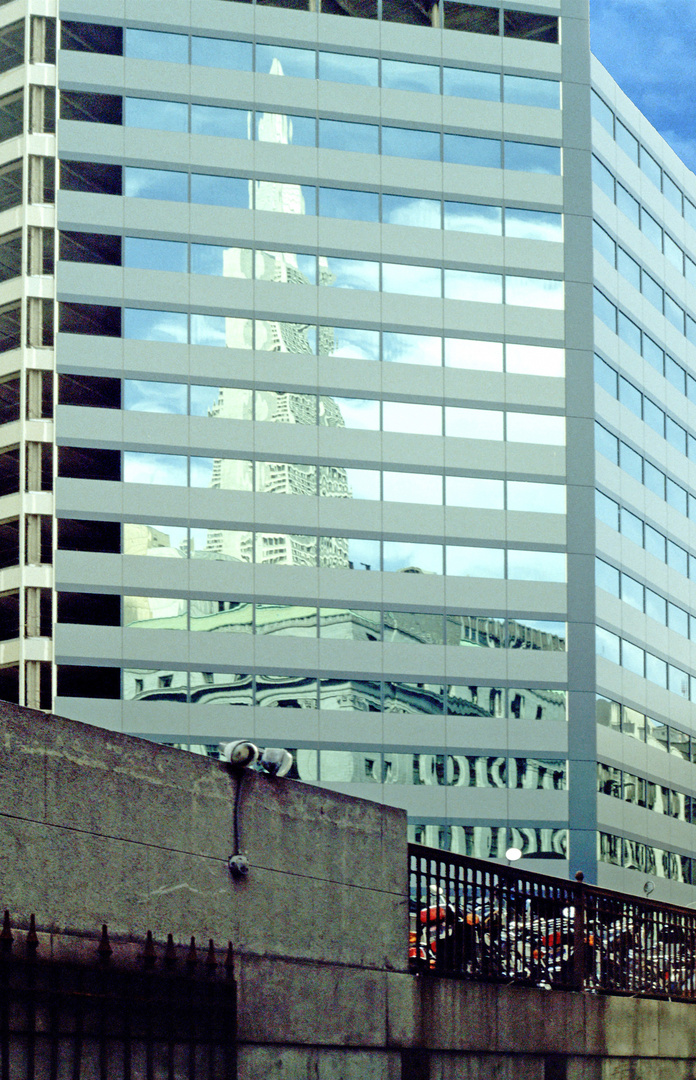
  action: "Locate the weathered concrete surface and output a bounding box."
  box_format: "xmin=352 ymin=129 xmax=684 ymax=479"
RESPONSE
xmin=0 ymin=701 xmax=406 ymax=972
xmin=3 ymin=702 xmax=696 ymax=1079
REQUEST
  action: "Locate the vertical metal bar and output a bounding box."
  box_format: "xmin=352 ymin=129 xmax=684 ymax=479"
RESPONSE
xmin=48 ymin=957 xmax=61 ymax=1080
xmin=72 ymin=967 xmax=84 ymax=1080
xmin=572 ymin=875 xmax=585 ymax=991
xmin=0 ymin=954 xmax=9 ymax=1080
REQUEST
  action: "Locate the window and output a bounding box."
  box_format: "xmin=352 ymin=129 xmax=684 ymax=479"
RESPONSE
xmin=318 ymin=51 xmax=377 ymax=85
xmin=443 ymin=134 xmax=500 ymax=167
xmin=381 ymin=59 xmax=439 ymax=94
xmin=62 ymin=21 xmax=123 ymax=55
xmin=191 ymin=36 xmax=252 ymax=70
xmin=60 ymin=91 xmax=122 ymax=126
xmin=0 ymin=160 xmax=21 ymax=212
xmin=443 ymin=3 xmax=499 ymax=33
xmin=504 ymin=141 xmax=560 ymax=174
xmin=0 ymin=91 xmax=23 ymax=143
xmin=382 ymin=126 xmax=440 ymax=161
xmin=125 ymin=28 xmax=187 ymax=63
xmin=503 ymin=10 xmax=558 ymax=42
xmin=0 ymin=21 xmax=24 ymax=74
xmin=319 ymin=187 xmax=379 ymax=221
xmin=503 ymin=75 xmax=559 ymax=109
xmin=443 ymin=67 xmax=499 ymax=100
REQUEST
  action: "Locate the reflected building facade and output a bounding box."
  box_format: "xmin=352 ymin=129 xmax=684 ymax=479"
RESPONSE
xmin=5 ymin=0 xmax=696 ymax=895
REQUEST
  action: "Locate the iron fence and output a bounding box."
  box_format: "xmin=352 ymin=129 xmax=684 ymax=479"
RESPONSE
xmin=0 ymin=918 xmax=237 ymax=1080
xmin=408 ymin=843 xmax=696 ymax=1000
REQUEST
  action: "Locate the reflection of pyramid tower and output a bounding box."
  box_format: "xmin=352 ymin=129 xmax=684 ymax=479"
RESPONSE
xmin=207 ymin=56 xmax=348 ymax=568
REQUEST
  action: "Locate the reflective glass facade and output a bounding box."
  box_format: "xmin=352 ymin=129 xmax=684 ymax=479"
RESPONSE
xmin=4 ymin=0 xmax=696 ymax=898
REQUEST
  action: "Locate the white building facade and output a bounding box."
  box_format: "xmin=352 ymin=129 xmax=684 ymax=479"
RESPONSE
xmin=2 ymin=0 xmax=695 ymax=896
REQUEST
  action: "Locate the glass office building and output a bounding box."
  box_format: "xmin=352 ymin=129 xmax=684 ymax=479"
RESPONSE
xmin=2 ymin=0 xmax=696 ymax=895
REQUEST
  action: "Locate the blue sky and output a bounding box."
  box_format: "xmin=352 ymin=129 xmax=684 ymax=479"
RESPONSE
xmin=590 ymin=0 xmax=696 ymax=173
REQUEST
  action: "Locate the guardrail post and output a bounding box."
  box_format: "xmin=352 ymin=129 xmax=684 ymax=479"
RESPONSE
xmin=572 ymin=871 xmax=586 ymax=991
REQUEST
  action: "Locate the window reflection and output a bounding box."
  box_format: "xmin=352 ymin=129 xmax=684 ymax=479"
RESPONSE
xmin=321 ymin=465 xmax=379 ymax=500
xmin=506 ymin=276 xmax=564 ymax=309
xmin=190 ymin=527 xmax=253 ymax=563
xmin=124 ymin=380 xmax=187 ymax=414
xmin=124 ymin=596 xmax=187 ymax=629
xmin=444 ymin=201 xmax=501 ymax=234
xmin=510 ymin=758 xmax=567 ymax=789
xmin=321 ymin=750 xmax=382 ymax=783
xmin=503 ymin=75 xmax=560 ymax=109
xmin=319 ymin=119 xmax=379 ymax=154
xmin=506 ymin=344 xmax=564 ymax=377
xmin=320 ymin=536 xmax=379 ymax=569
xmin=323 ymin=257 xmax=379 ymax=290
xmin=333 ymin=396 xmax=379 ymax=430
xmin=256 ymin=390 xmax=317 ymax=424
xmin=190 ymin=599 xmax=253 ymax=633
xmin=123 ymin=667 xmax=188 ymax=702
xmin=444 ymin=270 xmax=502 ymax=303
xmin=125 ymin=97 xmax=188 ymax=132
xmin=255 ymin=460 xmax=317 ymax=496
xmin=445 ymin=407 xmax=503 ymax=440
xmin=125 ymin=29 xmax=189 ymax=64
xmin=382 ymin=541 xmax=443 ymax=574
xmin=256 ymin=248 xmax=316 ymax=285
xmin=505 ymin=207 xmax=562 ymax=241
xmin=447 ymin=684 xmax=504 ymax=717
xmin=383 ymin=401 xmax=441 ymax=435
xmin=318 ymin=51 xmax=378 ymax=85
xmin=123 ymin=523 xmax=188 ymax=557
xmin=381 ymin=59 xmax=439 ymax=94
xmin=192 ymin=104 xmax=251 ymax=140
xmin=189 ymin=671 xmax=253 ymax=706
xmin=383 ymin=471 xmax=442 ymax=505
xmin=190 ymin=174 xmax=247 ymax=207
xmin=382 ymin=126 xmax=440 ymax=161
xmin=191 ymin=244 xmax=253 ymax=278
xmin=124 ymin=237 xmax=188 ymax=272
xmin=445 ymin=546 xmax=504 ymax=577
xmin=256 ymin=674 xmax=318 ymax=709
xmin=507 ymin=481 xmax=566 ymax=514
xmin=327 ymin=326 xmax=379 ymax=360
xmin=505 ymin=141 xmax=561 ymax=174
xmin=319 ymin=678 xmax=381 ymax=711
xmin=509 ymin=688 xmax=567 ymax=721
xmin=319 ymin=607 xmax=381 ymax=640
xmin=256 ymin=604 xmax=317 ymax=637
xmin=443 ymin=134 xmax=500 ymax=168
xmin=123 ymin=308 xmax=185 ymax=341
xmin=442 ymin=66 xmax=500 ymax=100
xmin=506 ymin=412 xmax=565 ymax=444
xmin=383 ymin=680 xmax=445 ymax=712
xmin=193 ymin=456 xmax=253 ymax=491
xmin=256 ymin=110 xmax=315 ymax=147
xmin=507 ymin=550 xmax=566 ymax=582
xmin=190 ymin=37 xmax=253 ymax=70
xmin=445 ymin=477 xmax=503 ymax=509
xmin=383 ymin=332 xmax=441 ymax=366
xmin=255 ymin=44 xmax=315 ymax=78
xmin=382 ymin=194 xmax=441 ymax=228
xmin=123 ymin=452 xmax=187 ymax=486
xmin=445 ymin=338 xmax=503 ymax=370
xmin=388 ymin=608 xmax=445 ymax=645
xmin=382 ymin=263 xmax=441 ymax=296
xmin=319 ymin=187 xmax=379 ymax=221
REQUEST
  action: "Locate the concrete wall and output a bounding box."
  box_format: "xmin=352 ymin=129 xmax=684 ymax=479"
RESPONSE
xmin=3 ymin=701 xmax=696 ymax=1079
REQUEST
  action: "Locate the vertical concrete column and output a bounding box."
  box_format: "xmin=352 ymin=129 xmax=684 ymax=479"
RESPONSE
xmin=559 ymin=0 xmax=598 ymax=878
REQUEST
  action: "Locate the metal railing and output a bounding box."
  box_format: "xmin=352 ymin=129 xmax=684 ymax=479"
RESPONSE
xmin=409 ymin=843 xmax=696 ymax=1000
